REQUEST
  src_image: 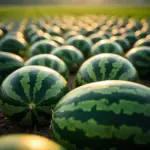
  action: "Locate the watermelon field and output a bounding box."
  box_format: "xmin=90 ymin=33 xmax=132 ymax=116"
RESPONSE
xmin=0 ymin=5 xmax=150 ymax=150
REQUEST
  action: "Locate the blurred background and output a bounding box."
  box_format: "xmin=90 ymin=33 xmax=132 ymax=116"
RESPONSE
xmin=0 ymin=0 xmax=150 ymax=5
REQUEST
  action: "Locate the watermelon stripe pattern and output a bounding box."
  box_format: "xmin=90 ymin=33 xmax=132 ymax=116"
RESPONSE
xmin=24 ymin=54 xmax=69 ymax=79
xmin=125 ymin=46 xmax=150 ymax=76
xmin=76 ymin=54 xmax=138 ymax=87
xmin=0 ymin=36 xmax=26 ymax=55
xmin=52 ymin=80 xmax=150 ymax=150
xmin=0 ymin=52 xmax=24 ymax=84
xmin=90 ymin=40 xmax=124 ymax=56
xmin=51 ymin=46 xmax=84 ymax=73
xmin=0 ymin=66 xmax=68 ymax=126
xmin=29 ymin=40 xmax=58 ymax=57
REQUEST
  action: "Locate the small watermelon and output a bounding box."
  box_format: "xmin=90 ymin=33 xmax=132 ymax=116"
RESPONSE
xmin=51 ymin=45 xmax=84 ymax=73
xmin=0 ymin=51 xmax=24 ymax=84
xmin=50 ymin=36 xmax=65 ymax=45
xmin=0 ymin=66 xmax=68 ymax=126
xmin=89 ymin=33 xmax=106 ymax=44
xmin=125 ymin=46 xmax=150 ymax=76
xmin=76 ymin=53 xmax=138 ymax=87
xmin=90 ymin=40 xmax=124 ymax=56
xmin=24 ymin=54 xmax=69 ymax=79
xmin=67 ymin=35 xmax=92 ymax=58
xmin=110 ymin=36 xmax=130 ymax=52
xmin=0 ymin=134 xmax=66 ymax=150
xmin=52 ymin=80 xmax=150 ymax=150
xmin=123 ymin=34 xmax=138 ymax=47
xmin=0 ymin=36 xmax=27 ymax=55
xmin=29 ymin=40 xmax=58 ymax=57
xmin=134 ymin=38 xmax=150 ymax=47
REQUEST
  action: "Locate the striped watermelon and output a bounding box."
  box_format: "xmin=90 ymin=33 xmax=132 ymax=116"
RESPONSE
xmin=67 ymin=35 xmax=92 ymax=58
xmin=0 ymin=51 xmax=24 ymax=84
xmin=0 ymin=134 xmax=66 ymax=150
xmin=125 ymin=46 xmax=150 ymax=76
xmin=123 ymin=34 xmax=138 ymax=47
xmin=76 ymin=53 xmax=138 ymax=87
xmin=50 ymin=36 xmax=65 ymax=46
xmin=89 ymin=33 xmax=106 ymax=44
xmin=110 ymin=36 xmax=130 ymax=52
xmin=51 ymin=45 xmax=84 ymax=73
xmin=134 ymin=38 xmax=150 ymax=47
xmin=29 ymin=40 xmax=58 ymax=57
xmin=24 ymin=54 xmax=69 ymax=79
xmin=51 ymin=80 xmax=150 ymax=150
xmin=90 ymin=40 xmax=124 ymax=56
xmin=0 ymin=36 xmax=27 ymax=55
xmin=0 ymin=66 xmax=68 ymax=126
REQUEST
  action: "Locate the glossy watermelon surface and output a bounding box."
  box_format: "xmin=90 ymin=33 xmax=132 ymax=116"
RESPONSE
xmin=0 ymin=134 xmax=66 ymax=150
xmin=76 ymin=53 xmax=138 ymax=87
xmin=52 ymin=80 xmax=150 ymax=150
xmin=0 ymin=51 xmax=24 ymax=84
xmin=0 ymin=66 xmax=68 ymax=127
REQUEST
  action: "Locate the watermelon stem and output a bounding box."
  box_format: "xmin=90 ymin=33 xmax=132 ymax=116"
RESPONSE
xmin=28 ymin=103 xmax=36 ymax=110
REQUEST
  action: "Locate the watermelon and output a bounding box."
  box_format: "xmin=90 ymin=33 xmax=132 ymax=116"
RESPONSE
xmin=30 ymin=33 xmax=51 ymax=44
xmin=29 ymin=40 xmax=58 ymax=57
xmin=0 ymin=134 xmax=66 ymax=150
xmin=24 ymin=54 xmax=69 ymax=79
xmin=51 ymin=80 xmax=150 ymax=150
xmin=125 ymin=46 xmax=150 ymax=76
xmin=64 ymin=31 xmax=78 ymax=40
xmin=90 ymin=40 xmax=124 ymax=56
xmin=50 ymin=36 xmax=65 ymax=45
xmin=0 ymin=66 xmax=68 ymax=126
xmin=76 ymin=53 xmax=138 ymax=87
xmin=110 ymin=36 xmax=130 ymax=52
xmin=134 ymin=38 xmax=150 ymax=47
xmin=123 ymin=34 xmax=138 ymax=47
xmin=89 ymin=33 xmax=106 ymax=44
xmin=67 ymin=35 xmax=92 ymax=58
xmin=0 ymin=36 xmax=27 ymax=55
xmin=0 ymin=51 xmax=24 ymax=84
xmin=51 ymin=45 xmax=84 ymax=73
xmin=135 ymin=30 xmax=147 ymax=39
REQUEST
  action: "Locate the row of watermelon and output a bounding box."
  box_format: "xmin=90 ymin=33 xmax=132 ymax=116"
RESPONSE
xmin=0 ymin=16 xmax=150 ymax=149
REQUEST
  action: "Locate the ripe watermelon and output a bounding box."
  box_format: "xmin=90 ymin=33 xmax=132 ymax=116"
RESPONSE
xmin=89 ymin=33 xmax=106 ymax=44
xmin=123 ymin=34 xmax=138 ymax=47
xmin=0 ymin=36 xmax=27 ymax=55
xmin=0 ymin=51 xmax=24 ymax=84
xmin=51 ymin=45 xmax=84 ymax=73
xmin=0 ymin=134 xmax=66 ymax=150
xmin=90 ymin=40 xmax=124 ymax=56
xmin=0 ymin=66 xmax=68 ymax=126
xmin=125 ymin=46 xmax=150 ymax=76
xmin=67 ymin=35 xmax=92 ymax=58
xmin=52 ymin=80 xmax=150 ymax=150
xmin=110 ymin=36 xmax=130 ymax=52
xmin=76 ymin=53 xmax=138 ymax=87
xmin=24 ymin=54 xmax=69 ymax=79
xmin=29 ymin=40 xmax=58 ymax=57
xmin=134 ymin=38 xmax=150 ymax=47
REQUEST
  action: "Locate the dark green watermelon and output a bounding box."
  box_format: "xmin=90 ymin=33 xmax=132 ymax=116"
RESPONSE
xmin=0 ymin=134 xmax=66 ymax=150
xmin=134 ymin=38 xmax=150 ymax=47
xmin=52 ymin=80 xmax=150 ymax=150
xmin=89 ymin=33 xmax=106 ymax=44
xmin=29 ymin=40 xmax=58 ymax=57
xmin=125 ymin=46 xmax=150 ymax=76
xmin=110 ymin=36 xmax=130 ymax=52
xmin=51 ymin=45 xmax=84 ymax=73
xmin=0 ymin=36 xmax=27 ymax=55
xmin=76 ymin=53 xmax=138 ymax=87
xmin=123 ymin=34 xmax=138 ymax=47
xmin=24 ymin=54 xmax=69 ymax=79
xmin=0 ymin=66 xmax=68 ymax=127
xmin=90 ymin=40 xmax=124 ymax=56
xmin=67 ymin=35 xmax=92 ymax=58
xmin=0 ymin=51 xmax=24 ymax=84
